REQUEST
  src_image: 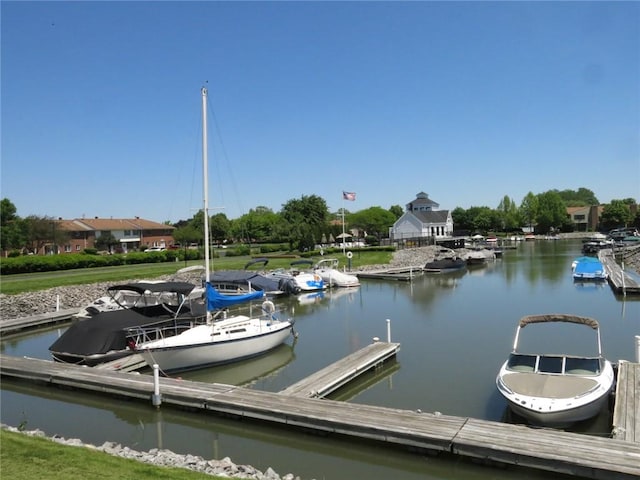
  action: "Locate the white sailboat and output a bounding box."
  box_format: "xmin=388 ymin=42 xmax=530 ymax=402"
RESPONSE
xmin=131 ymin=87 xmax=295 ymax=373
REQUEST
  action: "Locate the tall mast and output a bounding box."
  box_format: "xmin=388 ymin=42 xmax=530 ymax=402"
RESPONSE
xmin=202 ymin=87 xmax=210 ymax=283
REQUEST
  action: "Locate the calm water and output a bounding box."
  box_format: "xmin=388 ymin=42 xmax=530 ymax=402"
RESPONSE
xmin=2 ymin=239 xmax=639 ymax=480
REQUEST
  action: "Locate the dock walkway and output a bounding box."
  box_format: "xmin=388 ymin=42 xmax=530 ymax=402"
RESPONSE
xmin=1 ymin=354 xmax=639 ymax=479
xmin=279 ymin=341 xmax=400 ymax=398
xmin=599 ymin=249 xmax=640 ymax=295
xmin=356 ymin=266 xmax=423 ymax=282
xmin=0 ymin=308 xmax=77 ymax=336
xmin=613 ymin=361 xmax=640 ymax=442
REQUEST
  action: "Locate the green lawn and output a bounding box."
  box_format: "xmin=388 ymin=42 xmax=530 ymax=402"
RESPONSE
xmin=0 ymin=250 xmax=393 ymax=295
xmin=0 ymin=429 xmax=251 ymax=480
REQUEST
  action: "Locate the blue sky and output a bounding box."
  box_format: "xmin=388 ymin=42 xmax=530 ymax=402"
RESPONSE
xmin=2 ymin=1 xmax=639 ymax=223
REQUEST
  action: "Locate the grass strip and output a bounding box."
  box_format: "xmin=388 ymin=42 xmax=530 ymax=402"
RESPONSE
xmin=0 ymin=250 xmax=392 ymax=295
xmin=0 ymin=429 xmax=249 ymax=480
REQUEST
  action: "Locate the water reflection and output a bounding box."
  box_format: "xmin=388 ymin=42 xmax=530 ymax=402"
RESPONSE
xmin=178 ymin=343 xmax=296 ymax=387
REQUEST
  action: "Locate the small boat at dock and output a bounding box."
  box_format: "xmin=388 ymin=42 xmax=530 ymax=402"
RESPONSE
xmin=496 ymin=313 xmax=615 ymax=427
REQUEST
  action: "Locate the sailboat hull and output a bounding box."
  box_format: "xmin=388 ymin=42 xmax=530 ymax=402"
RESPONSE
xmin=138 ymin=319 xmax=293 ymax=373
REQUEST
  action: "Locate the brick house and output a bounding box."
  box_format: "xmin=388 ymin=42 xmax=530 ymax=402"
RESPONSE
xmin=55 ymin=217 xmax=175 ymax=254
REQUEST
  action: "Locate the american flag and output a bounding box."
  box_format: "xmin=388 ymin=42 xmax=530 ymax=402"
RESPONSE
xmin=343 ymin=191 xmax=356 ymax=201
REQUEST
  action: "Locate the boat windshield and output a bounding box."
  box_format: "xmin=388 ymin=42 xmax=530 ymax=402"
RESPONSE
xmin=537 ymin=356 xmax=563 ymax=374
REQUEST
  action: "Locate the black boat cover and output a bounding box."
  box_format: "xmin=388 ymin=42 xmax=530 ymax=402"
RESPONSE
xmin=49 ymin=309 xmax=172 ymax=356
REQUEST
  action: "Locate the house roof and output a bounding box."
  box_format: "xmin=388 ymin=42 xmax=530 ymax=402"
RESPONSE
xmin=407 ymin=191 xmax=439 ymax=209
xmin=413 ymin=210 xmax=450 ymax=223
xmin=56 ymin=217 xmax=174 ymax=232
xmin=566 ymin=206 xmax=590 ymax=215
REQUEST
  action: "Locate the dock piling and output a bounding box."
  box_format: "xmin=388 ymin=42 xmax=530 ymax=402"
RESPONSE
xmin=152 ymin=364 xmax=161 ymax=407
xmin=386 ymin=318 xmax=391 ymax=342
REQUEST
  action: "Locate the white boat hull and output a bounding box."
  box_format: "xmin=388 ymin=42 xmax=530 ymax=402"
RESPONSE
xmin=316 ymin=269 xmax=360 ymax=287
xmin=137 ymin=317 xmax=294 ymax=373
xmin=496 ymin=360 xmax=614 ymax=427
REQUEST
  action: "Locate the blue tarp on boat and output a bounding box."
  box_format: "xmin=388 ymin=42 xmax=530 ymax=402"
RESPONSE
xmin=206 ymin=283 xmax=263 ymax=311
xmin=573 ymin=259 xmax=607 ymax=280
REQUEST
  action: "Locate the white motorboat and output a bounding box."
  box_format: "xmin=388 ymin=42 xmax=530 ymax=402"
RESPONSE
xmin=266 ymin=259 xmax=326 ymax=292
xmin=129 ymin=87 xmax=294 ymax=373
xmin=74 ymin=280 xmax=203 ymax=319
xmin=313 ymin=258 xmax=360 ymax=287
xmin=496 ymin=314 xmax=614 ymax=427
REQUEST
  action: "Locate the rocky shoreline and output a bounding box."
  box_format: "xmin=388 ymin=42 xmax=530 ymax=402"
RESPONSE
xmin=1 ymin=425 xmax=303 ymax=480
xmin=1 ymin=243 xmax=639 ymax=321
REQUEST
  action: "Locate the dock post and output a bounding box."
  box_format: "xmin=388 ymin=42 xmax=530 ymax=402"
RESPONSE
xmin=386 ymin=318 xmax=391 ymax=342
xmin=56 ymin=295 xmax=60 ymax=312
xmin=152 ymin=364 xmax=162 ymax=407
xmin=635 ymin=335 xmax=640 ymax=363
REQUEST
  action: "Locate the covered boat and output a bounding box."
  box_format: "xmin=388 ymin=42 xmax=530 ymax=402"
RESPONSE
xmin=313 ymin=258 xmax=360 ymax=287
xmin=424 ymin=257 xmax=467 ymax=273
xmin=496 ymin=314 xmax=614 ymax=427
xmin=572 ymin=257 xmax=607 ymax=281
xmin=49 ymin=282 xmax=262 ymax=366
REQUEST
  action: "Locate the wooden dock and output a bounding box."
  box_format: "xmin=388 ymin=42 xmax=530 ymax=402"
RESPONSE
xmin=279 ymin=341 xmax=400 ymax=398
xmin=613 ymin=361 xmax=640 ymax=442
xmin=2 ymin=354 xmax=640 ymax=479
xmin=0 ymin=308 xmax=77 ymax=336
xmin=599 ymin=249 xmax=640 ymax=295
xmin=356 ymin=266 xmax=423 ymax=282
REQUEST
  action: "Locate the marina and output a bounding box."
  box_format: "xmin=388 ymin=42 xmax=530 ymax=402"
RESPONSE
xmin=2 ymin=238 xmax=640 ymax=480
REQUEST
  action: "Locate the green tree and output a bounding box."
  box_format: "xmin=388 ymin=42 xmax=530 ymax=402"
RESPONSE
xmin=451 ymin=207 xmax=472 ymax=231
xmin=94 ymin=232 xmax=119 ymax=253
xmin=0 ymin=198 xmax=26 ymax=252
xmin=234 ymin=206 xmax=280 ymax=243
xmin=557 ymin=188 xmax=599 ymax=206
xmin=280 ymin=195 xmax=329 ymax=250
xmin=209 ymin=213 xmax=231 ymax=244
xmin=535 ymin=191 xmax=567 ymax=233
xmin=348 ymin=206 xmax=396 ymax=240
xmin=173 ymin=224 xmax=201 ymax=247
xmin=22 ymin=216 xmax=63 ymax=254
xmin=389 ymin=205 xmax=403 ymax=219
xmin=600 ymin=200 xmax=633 ymax=230
xmin=497 ymin=195 xmax=521 ymax=231
xmin=520 ymin=192 xmax=539 ymax=232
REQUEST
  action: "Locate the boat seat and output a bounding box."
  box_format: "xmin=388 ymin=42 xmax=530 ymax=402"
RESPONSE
xmin=507 ymin=354 xmax=536 ymax=372
xmin=565 ymin=357 xmax=600 ymax=375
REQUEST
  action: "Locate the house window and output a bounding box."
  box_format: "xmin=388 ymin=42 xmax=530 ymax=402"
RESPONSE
xmin=574 ymin=215 xmax=585 ymax=221
xmin=76 ymin=245 xmax=81 ymax=251
xmin=64 ymin=245 xmax=71 ymax=252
